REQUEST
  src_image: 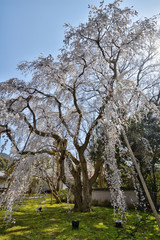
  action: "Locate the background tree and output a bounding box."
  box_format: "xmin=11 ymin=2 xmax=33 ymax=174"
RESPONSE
xmin=127 ymin=109 xmax=160 ymax=209
xmin=88 ymin=110 xmax=160 ymax=209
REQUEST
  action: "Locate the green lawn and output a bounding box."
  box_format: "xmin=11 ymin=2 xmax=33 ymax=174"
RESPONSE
xmin=0 ymin=196 xmax=160 ymax=240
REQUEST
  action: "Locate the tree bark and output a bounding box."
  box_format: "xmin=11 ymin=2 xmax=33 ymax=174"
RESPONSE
xmin=73 ymin=181 xmax=92 ymax=212
xmin=73 ymin=182 xmax=83 ymax=212
xmin=82 ymin=181 xmax=92 ymax=212
xmin=71 ymin=160 xmax=92 ymax=212
xmin=74 ymin=151 xmax=92 ymax=212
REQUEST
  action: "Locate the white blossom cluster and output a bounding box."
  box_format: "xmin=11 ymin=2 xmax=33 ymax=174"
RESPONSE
xmin=102 ymin=123 xmax=127 ymax=221
xmin=1 ymin=155 xmax=37 ymax=222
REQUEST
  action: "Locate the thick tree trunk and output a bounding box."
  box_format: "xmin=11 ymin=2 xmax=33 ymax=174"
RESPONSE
xmin=73 ymin=185 xmax=83 ymax=212
xmin=72 ymin=167 xmax=92 ymax=212
xmin=73 ymin=183 xmax=92 ymax=212
xmin=73 ymin=151 xmax=92 ymax=212
xmin=82 ymin=182 xmax=92 ymax=212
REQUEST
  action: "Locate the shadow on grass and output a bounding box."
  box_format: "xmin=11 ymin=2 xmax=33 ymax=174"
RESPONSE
xmin=0 ymin=205 xmax=114 ymax=240
xmin=0 ymin=200 xmax=160 ymax=240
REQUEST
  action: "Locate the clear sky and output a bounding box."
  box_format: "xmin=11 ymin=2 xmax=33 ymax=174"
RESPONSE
xmin=0 ymin=0 xmax=160 ymax=82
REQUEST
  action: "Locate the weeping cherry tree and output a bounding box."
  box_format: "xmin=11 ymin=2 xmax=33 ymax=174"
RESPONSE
xmin=0 ymin=0 xmax=160 ymax=226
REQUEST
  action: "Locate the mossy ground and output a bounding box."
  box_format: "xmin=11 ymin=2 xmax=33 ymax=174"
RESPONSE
xmin=0 ymin=196 xmax=159 ymax=239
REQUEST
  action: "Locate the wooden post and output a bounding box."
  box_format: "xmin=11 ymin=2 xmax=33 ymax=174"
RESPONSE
xmin=121 ymin=126 xmax=160 ymax=229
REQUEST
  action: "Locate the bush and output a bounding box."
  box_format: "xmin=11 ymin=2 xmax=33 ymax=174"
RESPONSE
xmin=58 ymin=189 xmax=74 ymax=203
xmin=58 ymin=189 xmax=69 ymax=202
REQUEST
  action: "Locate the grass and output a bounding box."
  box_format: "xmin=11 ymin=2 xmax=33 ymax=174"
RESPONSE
xmin=0 ymin=196 xmax=160 ymax=240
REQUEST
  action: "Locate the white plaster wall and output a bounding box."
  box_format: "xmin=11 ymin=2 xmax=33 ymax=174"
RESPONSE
xmin=92 ymin=189 xmax=138 ymax=207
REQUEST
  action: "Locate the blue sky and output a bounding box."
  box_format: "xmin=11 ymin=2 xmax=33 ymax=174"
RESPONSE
xmin=0 ymin=0 xmax=160 ymax=82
